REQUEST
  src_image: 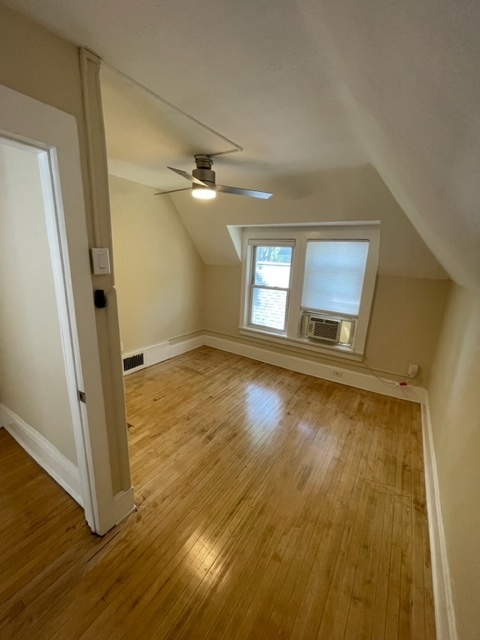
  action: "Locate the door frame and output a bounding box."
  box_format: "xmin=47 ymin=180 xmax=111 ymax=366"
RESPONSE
xmin=0 ymin=84 xmax=115 ymax=534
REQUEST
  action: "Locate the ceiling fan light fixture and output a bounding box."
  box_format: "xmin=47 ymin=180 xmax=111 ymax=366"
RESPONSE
xmin=167 ymin=156 xmax=272 ymax=200
xmin=192 ymin=185 xmax=216 ymax=200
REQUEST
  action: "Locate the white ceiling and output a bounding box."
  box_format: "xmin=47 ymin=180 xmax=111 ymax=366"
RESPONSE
xmin=4 ymin=0 xmax=480 ymax=292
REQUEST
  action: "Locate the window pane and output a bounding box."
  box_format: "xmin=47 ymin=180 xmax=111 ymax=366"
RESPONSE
xmin=254 ymin=246 xmax=292 ymax=288
xmin=251 ymin=288 xmax=287 ymax=331
xmin=339 ymin=319 xmax=355 ymax=345
xmin=302 ymin=241 xmax=369 ymax=316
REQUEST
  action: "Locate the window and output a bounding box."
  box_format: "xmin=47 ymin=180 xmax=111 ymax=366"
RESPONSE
xmin=240 ymin=224 xmax=380 ymax=358
xmin=302 ymin=240 xmax=369 ymax=316
xmin=250 ymin=244 xmax=293 ymax=332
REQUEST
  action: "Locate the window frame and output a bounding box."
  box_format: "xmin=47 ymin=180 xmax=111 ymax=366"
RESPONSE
xmin=248 ymin=240 xmax=295 ymax=334
xmin=239 ymin=223 xmax=380 ymax=359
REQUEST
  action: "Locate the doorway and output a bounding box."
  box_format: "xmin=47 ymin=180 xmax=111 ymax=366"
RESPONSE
xmin=0 ymin=83 xmax=117 ymax=535
xmin=0 ymin=136 xmax=99 ymax=530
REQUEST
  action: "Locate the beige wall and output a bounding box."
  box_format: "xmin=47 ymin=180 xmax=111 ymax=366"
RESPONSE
xmin=203 ymin=266 xmax=449 ymax=386
xmin=428 ymin=284 xmax=480 ymax=640
xmin=0 ymin=143 xmax=77 ymax=463
xmin=0 ymin=5 xmax=129 ymax=498
xmin=109 ymin=175 xmax=204 ymax=352
xmin=366 ymin=276 xmax=449 ymax=386
xmin=0 ymin=6 xmax=88 ymax=215
xmin=175 ymin=164 xmax=451 ymax=279
xmin=108 ymin=166 xmax=450 ymax=387
xmin=185 ymin=163 xmax=451 ymax=388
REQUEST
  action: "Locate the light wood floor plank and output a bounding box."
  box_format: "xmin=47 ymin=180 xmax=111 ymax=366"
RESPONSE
xmin=0 ymin=347 xmax=436 ymax=639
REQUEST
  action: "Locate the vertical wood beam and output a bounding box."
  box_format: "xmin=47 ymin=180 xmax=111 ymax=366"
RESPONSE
xmin=79 ymin=49 xmax=133 ymax=505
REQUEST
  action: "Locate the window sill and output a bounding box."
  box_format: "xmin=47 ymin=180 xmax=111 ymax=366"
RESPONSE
xmin=239 ymin=327 xmax=364 ymax=362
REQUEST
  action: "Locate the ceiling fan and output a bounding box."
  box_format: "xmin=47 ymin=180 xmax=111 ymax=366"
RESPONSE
xmin=155 ymin=154 xmax=273 ymax=200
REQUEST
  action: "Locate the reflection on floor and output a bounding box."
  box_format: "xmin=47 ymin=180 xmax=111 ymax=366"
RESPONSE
xmin=0 ymin=346 xmax=436 ymax=639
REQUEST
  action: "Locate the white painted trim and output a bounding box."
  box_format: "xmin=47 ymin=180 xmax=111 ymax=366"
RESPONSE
xmin=0 ymin=84 xmax=117 ymax=536
xmin=121 ymin=333 xmax=426 ymax=402
xmin=143 ymin=341 xmax=170 ymax=367
xmin=0 ymin=404 xmax=83 ymax=506
xmin=204 ymin=334 xmax=427 ymax=403
xmin=239 ymin=326 xmax=364 ymax=362
xmin=421 ymin=404 xmax=458 ymax=640
xmin=123 ymin=335 xmax=204 ymax=376
xmin=239 ymin=224 xmax=380 ymax=358
xmin=38 ymin=147 xmax=101 ymax=529
xmin=113 ymin=487 xmax=136 ymax=525
xmin=169 ymin=335 xmax=205 ymax=358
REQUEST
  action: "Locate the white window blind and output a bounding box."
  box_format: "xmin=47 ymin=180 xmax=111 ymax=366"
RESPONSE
xmin=302 ymin=240 xmax=369 ymax=316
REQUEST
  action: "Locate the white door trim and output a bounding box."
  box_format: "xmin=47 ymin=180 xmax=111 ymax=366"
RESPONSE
xmin=0 ymin=84 xmax=115 ymax=534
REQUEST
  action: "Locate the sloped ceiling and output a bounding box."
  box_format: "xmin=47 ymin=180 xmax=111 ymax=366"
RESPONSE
xmin=3 ymin=0 xmax=479 ymax=292
xmin=297 ymin=0 xmax=480 ymax=294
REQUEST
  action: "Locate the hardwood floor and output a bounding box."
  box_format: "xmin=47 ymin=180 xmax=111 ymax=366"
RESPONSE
xmin=0 ymin=347 xmax=436 ymax=639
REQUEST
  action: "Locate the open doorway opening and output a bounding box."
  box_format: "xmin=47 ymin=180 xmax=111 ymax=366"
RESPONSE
xmin=0 ymin=137 xmax=97 ymax=530
xmin=0 ymin=78 xmax=134 ymax=536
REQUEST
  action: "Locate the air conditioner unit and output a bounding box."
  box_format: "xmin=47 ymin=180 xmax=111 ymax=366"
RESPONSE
xmin=306 ymin=315 xmax=341 ymax=343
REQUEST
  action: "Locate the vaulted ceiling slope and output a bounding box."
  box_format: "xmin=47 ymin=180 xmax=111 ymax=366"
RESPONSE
xmin=4 ymin=0 xmax=479 ymax=292
xmin=297 ymin=0 xmax=480 ymax=295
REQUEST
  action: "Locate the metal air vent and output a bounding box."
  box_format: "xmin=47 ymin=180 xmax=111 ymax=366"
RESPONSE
xmin=123 ymin=353 xmax=144 ymax=372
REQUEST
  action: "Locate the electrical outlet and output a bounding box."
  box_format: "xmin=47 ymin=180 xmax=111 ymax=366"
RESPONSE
xmin=408 ymin=364 xmax=419 ymax=378
xmin=333 ymin=370 xmax=343 ymax=378
xmin=120 ymin=341 xmax=124 ymax=352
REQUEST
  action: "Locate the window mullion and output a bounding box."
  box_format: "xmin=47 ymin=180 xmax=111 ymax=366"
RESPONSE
xmin=253 ymin=285 xmax=289 ymax=293
xmin=286 ymin=235 xmax=306 ymax=338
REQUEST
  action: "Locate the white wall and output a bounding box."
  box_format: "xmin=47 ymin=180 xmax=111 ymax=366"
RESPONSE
xmin=108 ymin=165 xmax=450 ymax=386
xmin=110 ymin=175 xmax=204 ymax=353
xmin=0 ymin=142 xmax=77 ymax=463
xmin=203 ymin=266 xmax=449 ymax=387
xmin=298 ymin=1 xmax=480 ymax=296
xmin=173 ymin=164 xmax=451 ymax=276
xmin=428 ymin=284 xmax=480 ymax=640
xmin=173 ymin=163 xmax=451 ymax=385
xmin=0 ymin=5 xmax=133 ymax=506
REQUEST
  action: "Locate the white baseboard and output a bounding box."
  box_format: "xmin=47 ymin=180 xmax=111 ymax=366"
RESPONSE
xmin=168 ymin=335 xmax=204 ymax=359
xmin=0 ymin=403 xmax=83 ymax=506
xmin=122 ymin=333 xmax=426 ymax=403
xmin=143 ymin=340 xmax=170 ymax=367
xmin=204 ymin=334 xmax=427 ymax=403
xmin=421 ymin=404 xmax=458 ymax=640
xmin=123 ymin=335 xmax=204 ymax=376
xmin=113 ymin=486 xmax=136 ymax=525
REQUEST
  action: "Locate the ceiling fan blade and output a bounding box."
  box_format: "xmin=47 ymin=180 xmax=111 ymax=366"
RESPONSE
xmin=216 ymin=184 xmax=273 ymax=199
xmin=154 ymin=187 xmax=191 ymax=196
xmin=168 ymin=166 xmax=207 ymax=186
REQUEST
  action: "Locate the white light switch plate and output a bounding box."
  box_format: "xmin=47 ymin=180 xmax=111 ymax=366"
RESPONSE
xmin=90 ymin=248 xmax=111 ymax=275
